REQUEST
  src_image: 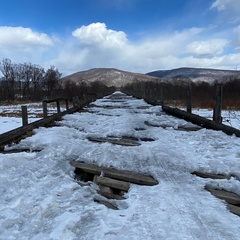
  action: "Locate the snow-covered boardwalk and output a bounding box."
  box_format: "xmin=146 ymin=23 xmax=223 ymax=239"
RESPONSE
xmin=1 ymin=92 xmax=240 ymax=239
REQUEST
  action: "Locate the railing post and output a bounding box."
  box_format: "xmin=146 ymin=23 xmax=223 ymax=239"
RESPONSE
xmin=213 ymin=84 xmax=223 ymax=123
xmin=186 ymin=85 xmax=192 ymax=113
xmin=57 ymin=100 xmax=61 ymax=113
xmin=43 ymin=101 xmax=48 ymax=118
xmin=65 ymin=99 xmax=69 ymax=110
xmin=21 ymin=105 xmax=28 ymax=126
xmin=160 ymin=87 xmax=164 ymax=106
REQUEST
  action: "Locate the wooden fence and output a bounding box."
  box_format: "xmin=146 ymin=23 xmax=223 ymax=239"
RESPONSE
xmin=0 ymin=96 xmax=96 ymax=150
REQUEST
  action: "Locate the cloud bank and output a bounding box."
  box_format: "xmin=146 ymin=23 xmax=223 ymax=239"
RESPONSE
xmin=0 ymin=26 xmax=54 ymax=65
xmin=51 ymin=22 xmax=240 ymax=75
xmin=1 ymin=7 xmax=240 ymax=76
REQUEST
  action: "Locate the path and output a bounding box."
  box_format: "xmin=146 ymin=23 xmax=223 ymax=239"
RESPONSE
xmin=62 ymin=92 xmax=240 ymax=239
xmin=1 ymin=91 xmax=240 ymax=239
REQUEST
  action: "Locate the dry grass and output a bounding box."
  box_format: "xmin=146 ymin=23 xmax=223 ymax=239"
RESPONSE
xmin=164 ymin=99 xmax=240 ymax=110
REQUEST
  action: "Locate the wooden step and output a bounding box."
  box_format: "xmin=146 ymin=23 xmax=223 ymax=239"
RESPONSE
xmin=205 ymin=186 xmax=240 ymax=206
xmin=70 ymin=161 xmax=158 ymax=186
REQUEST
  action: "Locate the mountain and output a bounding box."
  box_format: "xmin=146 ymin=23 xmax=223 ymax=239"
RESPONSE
xmin=147 ymin=67 xmax=240 ymax=84
xmin=61 ymin=67 xmax=240 ymax=88
xmin=61 ymin=68 xmax=159 ymax=88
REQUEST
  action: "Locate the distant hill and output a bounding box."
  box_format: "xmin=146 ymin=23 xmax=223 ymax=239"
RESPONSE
xmin=147 ymin=67 xmax=240 ymax=84
xmin=61 ymin=68 xmax=159 ymax=88
xmin=61 ymin=67 xmax=240 ymax=89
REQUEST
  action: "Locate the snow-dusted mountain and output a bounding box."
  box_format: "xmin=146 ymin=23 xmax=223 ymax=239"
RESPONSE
xmin=147 ymin=67 xmax=240 ymax=84
xmin=61 ymin=68 xmax=158 ymax=88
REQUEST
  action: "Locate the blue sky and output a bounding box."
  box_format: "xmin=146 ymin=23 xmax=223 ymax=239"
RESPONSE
xmin=0 ymin=0 xmax=240 ymax=75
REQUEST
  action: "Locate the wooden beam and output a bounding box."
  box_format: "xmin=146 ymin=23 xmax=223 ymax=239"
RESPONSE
xmin=97 ymin=186 xmax=125 ymax=200
xmin=70 ymin=161 xmax=158 ymax=186
xmin=162 ymin=105 xmax=240 ymax=137
xmin=192 ymin=171 xmax=229 ymax=180
xmin=205 ymin=186 xmax=240 ymax=206
xmin=94 ymin=198 xmax=119 ymax=210
xmin=227 ymin=204 xmax=240 ymax=217
xmin=95 ymin=176 xmax=130 ymax=191
xmin=87 ymin=136 xmax=141 ymax=146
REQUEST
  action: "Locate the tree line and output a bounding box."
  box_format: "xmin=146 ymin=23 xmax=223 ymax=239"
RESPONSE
xmin=0 ymin=58 xmax=115 ymax=102
xmin=121 ymin=77 xmax=240 ymax=109
xmin=0 ymin=58 xmax=61 ymax=101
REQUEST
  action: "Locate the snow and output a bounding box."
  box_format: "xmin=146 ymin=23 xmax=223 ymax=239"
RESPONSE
xmin=192 ymin=108 xmax=240 ymax=129
xmin=0 ymin=117 xmax=40 ymax=134
xmin=1 ymin=92 xmax=240 ymax=239
xmin=0 ymin=102 xmax=67 ymax=134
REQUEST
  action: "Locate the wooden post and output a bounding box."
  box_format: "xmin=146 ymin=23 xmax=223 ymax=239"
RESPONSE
xmin=56 ymin=100 xmax=61 ymax=113
xmin=43 ymin=101 xmax=48 ymax=118
xmin=213 ymin=84 xmax=223 ymax=123
xmin=186 ymin=85 xmax=192 ymax=113
xmin=160 ymin=87 xmax=164 ymax=106
xmin=21 ymin=106 xmax=28 ymax=126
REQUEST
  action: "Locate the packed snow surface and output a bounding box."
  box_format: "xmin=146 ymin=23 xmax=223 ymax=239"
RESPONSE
xmin=1 ymin=92 xmax=240 ymax=239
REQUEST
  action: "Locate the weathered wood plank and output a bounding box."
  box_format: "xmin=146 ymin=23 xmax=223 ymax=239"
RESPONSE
xmin=227 ymin=204 xmax=240 ymax=217
xmin=88 ymin=137 xmax=141 ymax=146
xmin=205 ymin=186 xmax=240 ymax=206
xmin=95 ymin=176 xmax=130 ymax=191
xmin=162 ymin=105 xmax=240 ymax=137
xmin=94 ymin=198 xmax=119 ymax=210
xmin=70 ymin=161 xmax=158 ymax=186
xmin=192 ymin=171 xmax=228 ymax=180
xmin=97 ymin=186 xmax=125 ymax=200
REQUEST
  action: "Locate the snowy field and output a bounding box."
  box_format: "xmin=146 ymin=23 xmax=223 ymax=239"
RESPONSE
xmin=1 ymin=92 xmax=240 ymax=239
xmin=0 ymin=102 xmax=67 ymax=134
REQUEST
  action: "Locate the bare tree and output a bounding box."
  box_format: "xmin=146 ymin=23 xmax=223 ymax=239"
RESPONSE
xmin=0 ymin=58 xmax=16 ymax=101
xmin=31 ymin=65 xmax=45 ymax=100
xmin=44 ymin=66 xmax=61 ymax=97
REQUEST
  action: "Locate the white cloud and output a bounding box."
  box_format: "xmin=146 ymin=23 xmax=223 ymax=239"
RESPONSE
xmin=186 ymin=39 xmax=229 ymax=57
xmin=52 ymin=24 xmax=206 ymax=74
xmin=0 ymin=26 xmax=53 ymax=49
xmin=72 ymin=22 xmax=127 ymax=48
xmin=1 ymin=22 xmax=239 ymax=76
xmin=0 ymin=26 xmax=55 ymax=66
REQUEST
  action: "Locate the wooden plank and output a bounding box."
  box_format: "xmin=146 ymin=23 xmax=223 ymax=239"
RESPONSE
xmin=97 ymin=186 xmax=125 ymax=200
xmin=162 ymin=105 xmax=240 ymax=137
xmin=205 ymin=186 xmax=240 ymax=206
xmin=192 ymin=171 xmax=228 ymax=180
xmin=42 ymin=97 xmax=68 ymax=103
xmin=88 ymin=137 xmax=141 ymax=146
xmin=95 ymin=176 xmax=130 ymax=191
xmin=94 ymin=198 xmax=119 ymax=210
xmin=227 ymin=204 xmax=240 ymax=217
xmin=70 ymin=161 xmax=158 ymax=186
